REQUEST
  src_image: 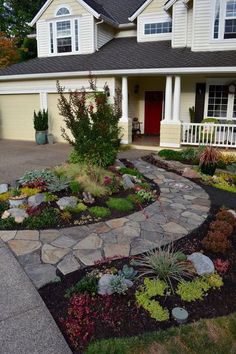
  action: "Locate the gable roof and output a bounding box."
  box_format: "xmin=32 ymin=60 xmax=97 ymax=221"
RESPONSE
xmin=0 ymin=37 xmax=236 ymax=80
xmin=30 ymin=0 xmax=147 ymax=27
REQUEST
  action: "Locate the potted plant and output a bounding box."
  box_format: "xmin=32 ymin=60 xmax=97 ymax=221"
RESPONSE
xmin=199 ymin=146 xmax=220 ymax=176
xmin=33 ymin=109 xmax=48 ymax=144
xmin=8 ymin=187 xmax=27 ymax=208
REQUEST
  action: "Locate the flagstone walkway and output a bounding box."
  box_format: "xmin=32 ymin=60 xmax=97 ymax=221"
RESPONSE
xmin=0 ymin=159 xmax=211 ymax=288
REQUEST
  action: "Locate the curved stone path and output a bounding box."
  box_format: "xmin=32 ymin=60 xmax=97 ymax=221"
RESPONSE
xmin=0 ymin=159 xmax=210 ymax=288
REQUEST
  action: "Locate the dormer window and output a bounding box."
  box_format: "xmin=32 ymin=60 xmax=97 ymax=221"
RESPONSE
xmin=56 ymin=20 xmax=72 ymax=53
xmin=213 ymin=0 xmax=236 ymax=39
xmin=56 ymin=7 xmax=70 ymax=16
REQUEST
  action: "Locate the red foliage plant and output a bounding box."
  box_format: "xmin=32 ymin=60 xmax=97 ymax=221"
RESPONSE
xmin=22 ymin=180 xmax=46 ymax=191
xmin=216 ymin=210 xmax=236 ymax=228
xmin=214 ymin=258 xmax=230 ymax=275
xmin=26 ymin=206 xmax=42 ymax=217
xmin=202 ymin=231 xmax=231 ymax=253
xmin=209 ymin=220 xmax=233 ymax=238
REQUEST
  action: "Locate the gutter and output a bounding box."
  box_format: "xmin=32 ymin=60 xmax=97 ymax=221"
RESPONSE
xmin=1 ymin=66 xmax=236 ymax=82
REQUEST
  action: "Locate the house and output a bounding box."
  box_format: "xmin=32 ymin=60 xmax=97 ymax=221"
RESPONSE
xmin=0 ymin=0 xmax=236 ymax=148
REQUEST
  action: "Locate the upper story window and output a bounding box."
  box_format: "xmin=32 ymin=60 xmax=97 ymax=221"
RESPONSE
xmin=56 ymin=20 xmax=72 ymax=53
xmin=56 ymin=7 xmax=70 ymax=16
xmin=144 ymin=21 xmax=172 ymax=35
xmin=213 ymin=0 xmax=236 ymax=39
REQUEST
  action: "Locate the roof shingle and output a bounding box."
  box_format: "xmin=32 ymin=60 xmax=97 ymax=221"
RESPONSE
xmin=0 ymin=38 xmax=236 ymax=77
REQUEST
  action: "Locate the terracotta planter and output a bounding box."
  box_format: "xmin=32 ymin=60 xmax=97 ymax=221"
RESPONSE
xmin=9 ymin=196 xmax=27 ymax=208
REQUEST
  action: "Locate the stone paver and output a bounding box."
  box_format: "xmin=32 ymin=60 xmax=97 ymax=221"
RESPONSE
xmin=2 ymin=158 xmax=210 ymax=288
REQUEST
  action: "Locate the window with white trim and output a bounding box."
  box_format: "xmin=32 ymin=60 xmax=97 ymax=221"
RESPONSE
xmin=144 ymin=21 xmax=172 ymax=35
xmin=56 ymin=7 xmax=70 ymax=16
xmin=206 ymin=84 xmax=236 ymax=120
xmin=56 ymin=20 xmax=72 ymax=53
xmin=213 ymin=0 xmax=236 ymax=39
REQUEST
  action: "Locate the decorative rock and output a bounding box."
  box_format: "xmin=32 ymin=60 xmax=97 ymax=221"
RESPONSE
xmin=0 ymin=183 xmax=8 ymax=194
xmin=82 ymin=192 xmax=95 ymax=204
xmin=24 ymin=263 xmax=57 ymax=289
xmin=73 ymin=233 xmax=102 ymax=250
xmin=1 ymin=208 xmax=28 ymax=223
xmin=98 ymin=274 xmax=133 ymax=295
xmin=74 ymin=249 xmax=102 ymax=266
xmin=8 ymin=240 xmax=41 ymax=256
xmin=104 ymin=243 xmax=130 ymax=258
xmin=57 ymin=254 xmax=80 ymax=275
xmin=15 ymin=230 xmax=39 ymax=241
xmin=187 ymin=252 xmax=214 ymax=275
xmin=57 ymin=196 xmax=77 ymax=210
xmin=172 ymin=307 xmax=189 ymax=324
xmin=41 ymin=244 xmax=70 ymax=264
xmin=122 ymin=174 xmax=135 ymax=190
xmin=182 ymin=167 xmax=199 ymax=179
xmin=28 ymin=193 xmax=45 ymax=207
xmin=162 ymin=222 xmax=187 ymax=234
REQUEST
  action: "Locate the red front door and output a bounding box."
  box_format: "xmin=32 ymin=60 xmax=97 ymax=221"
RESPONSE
xmin=145 ymin=91 xmax=163 ymax=135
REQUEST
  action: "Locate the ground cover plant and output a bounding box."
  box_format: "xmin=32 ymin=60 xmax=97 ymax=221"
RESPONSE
xmin=39 ymin=207 xmax=236 ymax=354
xmin=0 ymin=161 xmax=159 ymax=230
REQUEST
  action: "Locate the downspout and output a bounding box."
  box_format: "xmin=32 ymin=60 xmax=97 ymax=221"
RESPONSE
xmin=95 ymin=19 xmax=104 ymax=51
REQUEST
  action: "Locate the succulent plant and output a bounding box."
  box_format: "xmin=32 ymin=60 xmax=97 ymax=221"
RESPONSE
xmin=118 ymin=265 xmax=138 ymax=280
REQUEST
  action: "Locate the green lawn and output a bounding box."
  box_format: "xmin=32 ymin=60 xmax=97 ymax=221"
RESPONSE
xmin=86 ymin=313 xmax=236 ymax=354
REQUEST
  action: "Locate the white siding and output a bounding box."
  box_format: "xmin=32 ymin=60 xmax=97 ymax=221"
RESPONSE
xmin=115 ymin=29 xmax=137 ymax=38
xmin=37 ymin=20 xmax=50 ymax=58
xmin=137 ymin=0 xmax=172 ymax=42
xmin=192 ymin=0 xmax=236 ymax=51
xmin=80 ymin=14 xmax=95 ymax=54
xmin=97 ymin=23 xmax=114 ymax=49
xmin=187 ymin=8 xmax=193 ymax=47
xmin=172 ymin=1 xmax=187 ymax=48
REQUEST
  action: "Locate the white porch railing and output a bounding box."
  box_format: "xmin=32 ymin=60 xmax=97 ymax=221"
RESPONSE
xmin=181 ymin=123 xmax=236 ymax=148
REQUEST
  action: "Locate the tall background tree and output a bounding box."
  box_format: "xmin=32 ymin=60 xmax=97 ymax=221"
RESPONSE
xmin=0 ymin=0 xmax=45 ymax=65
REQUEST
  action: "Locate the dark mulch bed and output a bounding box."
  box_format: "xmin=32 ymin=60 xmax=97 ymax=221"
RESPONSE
xmin=39 ymin=205 xmax=236 ymax=354
xmin=143 ymin=154 xmax=236 ymax=209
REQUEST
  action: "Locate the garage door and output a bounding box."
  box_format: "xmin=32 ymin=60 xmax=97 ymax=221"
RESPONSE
xmin=0 ymin=94 xmax=40 ymax=140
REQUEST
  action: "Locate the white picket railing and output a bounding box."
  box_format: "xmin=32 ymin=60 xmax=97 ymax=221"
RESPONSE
xmin=181 ymin=123 xmax=236 ymax=148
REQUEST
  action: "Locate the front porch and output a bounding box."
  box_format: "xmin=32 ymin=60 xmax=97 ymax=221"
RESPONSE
xmin=119 ymin=75 xmax=236 ymax=149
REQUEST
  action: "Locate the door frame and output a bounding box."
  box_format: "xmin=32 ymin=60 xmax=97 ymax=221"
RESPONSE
xmin=144 ymin=90 xmax=164 ymax=135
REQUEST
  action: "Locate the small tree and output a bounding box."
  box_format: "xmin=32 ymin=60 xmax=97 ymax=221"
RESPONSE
xmin=57 ymin=80 xmax=122 ymax=167
xmin=0 ymin=32 xmax=19 ymax=68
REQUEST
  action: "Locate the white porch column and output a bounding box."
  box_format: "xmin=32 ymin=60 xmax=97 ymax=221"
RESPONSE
xmin=173 ymin=76 xmax=181 ymax=122
xmin=119 ymin=76 xmax=131 ymax=144
xmin=121 ymin=76 xmax=128 ymax=121
xmin=164 ymin=76 xmax=172 ymax=121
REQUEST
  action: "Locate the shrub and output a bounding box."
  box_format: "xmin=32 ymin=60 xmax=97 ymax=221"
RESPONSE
xmin=61 ymin=210 xmax=72 ymax=222
xmin=46 ymin=175 xmax=70 ymax=193
xmin=0 ymin=217 xmax=17 ymax=230
xmin=25 ymin=208 xmax=60 ymax=229
xmin=213 ymin=259 xmax=230 ymax=275
xmin=118 ymin=265 xmax=138 ymax=281
xmin=131 ymin=245 xmax=192 ymax=293
xmin=135 ymin=278 xmax=169 ymax=321
xmin=158 ymin=149 xmax=183 ymax=161
xmin=65 ymin=275 xmax=99 ymax=298
xmin=20 ymin=169 xmax=55 ymax=185
xmin=0 ymin=201 xmax=7 ymax=214
xmin=216 ymin=210 xmax=236 ymax=227
xmin=57 ymin=80 xmax=121 ymax=168
xmin=69 ymin=180 xmax=82 ymax=194
xmin=44 ymin=192 xmax=58 ymax=202
xmin=89 ymin=206 xmax=111 ymax=218
xmin=202 ymin=231 xmax=231 ymax=253
xmin=118 ymin=167 xmax=143 ymax=179
xmin=20 ymin=187 xmax=42 ymax=197
xmin=135 ymin=189 xmax=156 ymax=203
xmin=106 ymin=197 xmax=134 ymax=212
xmin=0 ymin=192 xmax=10 ymax=202
xmin=68 ymin=203 xmax=87 ymax=214
xmin=127 ymin=193 xmax=143 ymax=205
xmin=176 ymin=274 xmax=223 ymax=302
xmin=33 ymin=109 xmax=48 ymax=131
xmin=209 ymin=220 xmax=233 ymax=238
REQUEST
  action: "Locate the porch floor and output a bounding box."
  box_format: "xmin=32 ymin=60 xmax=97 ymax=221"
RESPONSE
xmin=131 ymin=135 xmax=160 ymax=150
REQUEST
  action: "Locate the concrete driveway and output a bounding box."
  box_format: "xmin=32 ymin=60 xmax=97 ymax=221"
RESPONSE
xmin=0 ymin=139 xmax=153 ymax=183
xmin=0 ymin=140 xmax=72 ymax=183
